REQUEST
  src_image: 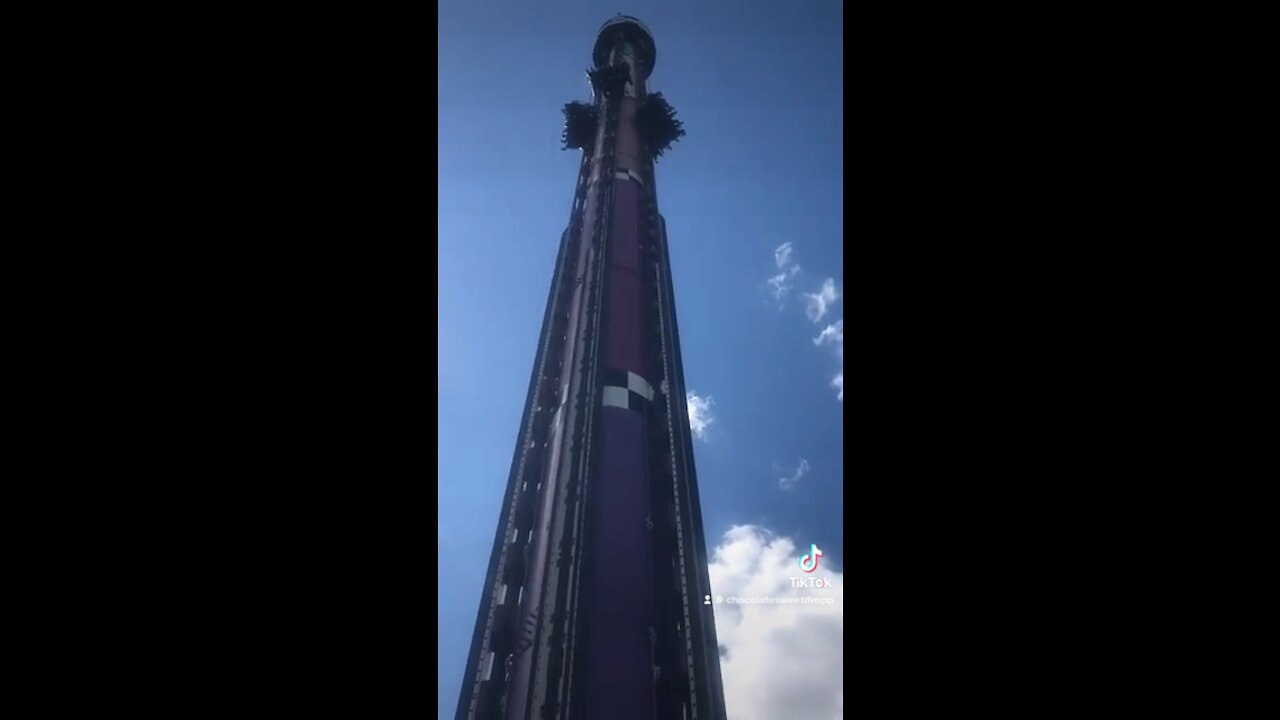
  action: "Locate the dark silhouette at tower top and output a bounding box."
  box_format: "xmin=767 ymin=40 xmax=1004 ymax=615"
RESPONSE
xmin=593 ymin=16 xmax=656 ymax=77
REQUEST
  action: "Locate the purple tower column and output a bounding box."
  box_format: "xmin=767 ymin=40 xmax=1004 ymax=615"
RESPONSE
xmin=456 ymin=16 xmax=725 ymax=720
xmin=579 ymin=21 xmax=659 ymax=720
xmin=582 ymin=164 xmax=656 ymax=720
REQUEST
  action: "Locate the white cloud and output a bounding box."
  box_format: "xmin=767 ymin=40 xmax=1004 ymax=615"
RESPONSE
xmin=686 ymin=392 xmax=715 ymax=441
xmin=813 ymin=320 xmax=843 ymax=359
xmin=766 ymin=266 xmax=801 ymax=301
xmin=766 ymin=244 xmax=803 ymax=303
xmin=777 ymin=459 xmax=811 ymax=491
xmin=831 ymin=374 xmax=843 ymax=402
xmin=774 ymin=242 xmax=795 ymax=270
xmin=804 ymin=278 xmax=839 ymax=323
xmin=709 ymin=526 xmax=843 ymax=720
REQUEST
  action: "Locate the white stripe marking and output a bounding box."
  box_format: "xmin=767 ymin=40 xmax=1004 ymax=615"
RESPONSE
xmin=613 ymin=169 xmax=646 ymax=186
xmin=627 ymin=372 xmax=655 ymax=401
xmin=602 ymin=385 xmax=631 ymax=409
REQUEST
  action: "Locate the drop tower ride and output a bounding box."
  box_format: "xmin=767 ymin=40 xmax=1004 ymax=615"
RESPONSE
xmin=456 ymin=15 xmax=727 ymax=720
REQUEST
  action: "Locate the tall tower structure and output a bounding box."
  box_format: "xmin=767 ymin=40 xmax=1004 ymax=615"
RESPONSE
xmin=456 ymin=16 xmax=726 ymax=720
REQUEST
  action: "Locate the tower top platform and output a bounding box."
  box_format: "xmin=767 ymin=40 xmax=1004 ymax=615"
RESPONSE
xmin=593 ymin=15 xmax=656 ymax=79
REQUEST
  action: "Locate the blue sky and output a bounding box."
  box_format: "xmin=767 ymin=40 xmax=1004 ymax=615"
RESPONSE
xmin=439 ymin=2 xmax=843 ymax=717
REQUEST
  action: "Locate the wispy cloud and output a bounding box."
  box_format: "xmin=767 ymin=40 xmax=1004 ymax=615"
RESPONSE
xmin=774 ymin=242 xmax=794 ymax=270
xmin=804 ymin=278 xmax=839 ymax=323
xmin=686 ymin=392 xmax=715 ymax=441
xmin=777 ymin=459 xmax=811 ymax=491
xmin=766 ymin=243 xmax=802 ymax=303
xmin=813 ymin=320 xmax=843 ymax=358
xmin=816 ymin=318 xmax=843 ymax=402
xmin=766 ymin=266 xmax=801 ymax=302
xmin=709 ymin=525 xmax=843 ymax=720
xmin=771 ymin=255 xmax=843 ymax=403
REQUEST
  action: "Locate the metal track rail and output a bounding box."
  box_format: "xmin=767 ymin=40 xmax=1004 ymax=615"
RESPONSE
xmin=556 ymin=87 xmax=622 ymax=720
xmin=458 ymin=150 xmax=593 ymax=720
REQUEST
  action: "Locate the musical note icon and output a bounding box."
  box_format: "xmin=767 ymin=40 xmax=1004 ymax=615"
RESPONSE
xmin=799 ymin=544 xmax=823 ymax=573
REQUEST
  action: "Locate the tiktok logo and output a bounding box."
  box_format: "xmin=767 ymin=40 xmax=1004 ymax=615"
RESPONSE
xmin=799 ymin=544 xmax=823 ymax=573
